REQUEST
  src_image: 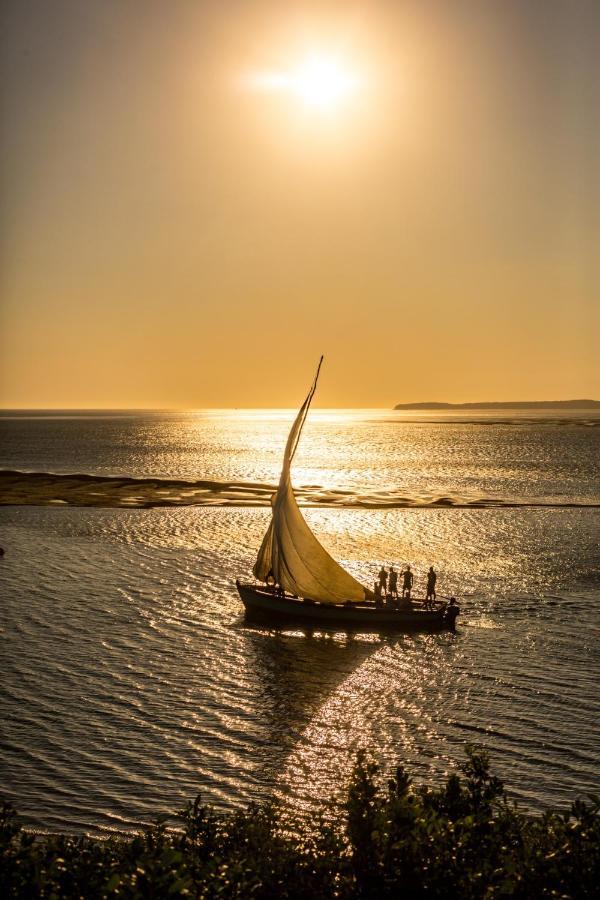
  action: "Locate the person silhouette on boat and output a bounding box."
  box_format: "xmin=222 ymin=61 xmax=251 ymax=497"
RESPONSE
xmin=265 ymin=569 xmax=284 ymax=596
xmin=445 ymin=597 xmax=460 ymax=630
xmin=378 ymin=566 xmax=388 ymax=596
xmin=425 ymin=566 xmax=437 ymax=607
xmin=374 ymin=580 xmax=384 ymax=607
xmin=402 ymin=565 xmax=414 ymax=598
xmin=388 ymin=566 xmax=398 ymax=599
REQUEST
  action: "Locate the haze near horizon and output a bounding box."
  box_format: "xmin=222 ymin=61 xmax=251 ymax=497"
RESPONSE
xmin=1 ymin=0 xmax=598 ymax=409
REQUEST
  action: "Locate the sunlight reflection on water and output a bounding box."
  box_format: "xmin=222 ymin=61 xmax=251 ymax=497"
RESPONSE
xmin=1 ymin=500 xmax=599 ymax=835
xmin=1 ymin=409 xmax=599 ymax=507
xmin=0 ymin=410 xmax=599 ymax=834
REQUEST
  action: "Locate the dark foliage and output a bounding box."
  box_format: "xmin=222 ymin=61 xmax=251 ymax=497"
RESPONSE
xmin=1 ymin=747 xmax=599 ymax=898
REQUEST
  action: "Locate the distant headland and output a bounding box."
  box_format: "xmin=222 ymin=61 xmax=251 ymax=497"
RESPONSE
xmin=393 ymin=399 xmax=600 ymax=410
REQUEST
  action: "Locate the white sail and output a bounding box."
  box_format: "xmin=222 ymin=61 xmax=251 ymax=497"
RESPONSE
xmin=253 ymin=358 xmax=370 ymax=605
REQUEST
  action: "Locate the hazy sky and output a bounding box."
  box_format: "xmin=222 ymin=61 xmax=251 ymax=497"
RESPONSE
xmin=1 ymin=0 xmax=598 ymax=407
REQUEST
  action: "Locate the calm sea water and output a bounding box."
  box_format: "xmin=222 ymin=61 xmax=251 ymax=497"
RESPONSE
xmin=0 ymin=410 xmax=599 ymax=835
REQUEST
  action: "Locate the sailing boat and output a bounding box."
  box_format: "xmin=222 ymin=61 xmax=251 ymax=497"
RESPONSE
xmin=236 ymin=358 xmax=450 ymax=630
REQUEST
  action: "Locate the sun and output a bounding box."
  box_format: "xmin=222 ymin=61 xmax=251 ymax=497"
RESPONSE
xmin=288 ymin=56 xmax=360 ymax=110
xmin=246 ymin=54 xmax=363 ymax=112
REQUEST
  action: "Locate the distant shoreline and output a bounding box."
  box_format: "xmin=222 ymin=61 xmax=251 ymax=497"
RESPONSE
xmin=393 ymin=399 xmax=600 ymax=410
xmin=0 ymin=400 xmax=599 ymax=416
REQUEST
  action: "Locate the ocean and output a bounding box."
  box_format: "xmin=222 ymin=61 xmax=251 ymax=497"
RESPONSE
xmin=0 ymin=409 xmax=599 ymax=835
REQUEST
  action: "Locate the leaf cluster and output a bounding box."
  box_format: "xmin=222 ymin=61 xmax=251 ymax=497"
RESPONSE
xmin=1 ymin=746 xmax=599 ymax=898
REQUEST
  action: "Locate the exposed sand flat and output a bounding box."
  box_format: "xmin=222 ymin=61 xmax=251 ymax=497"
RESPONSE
xmin=0 ymin=470 xmax=274 ymax=509
xmin=1 ymin=470 xmax=598 ymax=510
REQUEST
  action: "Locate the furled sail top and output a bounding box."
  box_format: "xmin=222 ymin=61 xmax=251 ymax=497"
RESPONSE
xmin=253 ymin=357 xmax=370 ymax=605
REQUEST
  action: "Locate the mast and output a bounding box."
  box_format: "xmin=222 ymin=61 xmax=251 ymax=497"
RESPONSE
xmin=253 ymin=358 xmax=370 ymax=604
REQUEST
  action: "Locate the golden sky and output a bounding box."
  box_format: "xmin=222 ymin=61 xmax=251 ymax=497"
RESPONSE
xmin=1 ymin=0 xmax=598 ymax=408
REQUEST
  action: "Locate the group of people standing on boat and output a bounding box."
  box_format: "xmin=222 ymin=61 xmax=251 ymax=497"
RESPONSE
xmin=374 ymin=564 xmax=438 ymax=608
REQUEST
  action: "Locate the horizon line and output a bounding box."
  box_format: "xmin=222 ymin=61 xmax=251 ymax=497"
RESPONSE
xmin=1 ymin=399 xmax=599 ymax=414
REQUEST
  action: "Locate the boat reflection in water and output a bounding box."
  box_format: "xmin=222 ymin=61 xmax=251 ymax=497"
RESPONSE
xmin=240 ymin=628 xmax=386 ymax=766
xmin=237 ymin=357 xmax=454 ymax=632
xmin=239 ymin=622 xmax=457 ymax=822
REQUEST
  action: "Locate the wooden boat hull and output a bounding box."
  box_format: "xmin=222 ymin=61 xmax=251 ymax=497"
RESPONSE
xmin=236 ymin=581 xmax=450 ymax=632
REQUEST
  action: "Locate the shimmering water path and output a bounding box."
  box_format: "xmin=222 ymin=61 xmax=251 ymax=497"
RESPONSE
xmin=0 ymin=411 xmax=599 ymax=834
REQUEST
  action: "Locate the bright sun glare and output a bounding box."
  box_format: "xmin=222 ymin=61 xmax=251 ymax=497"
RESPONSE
xmin=248 ymin=55 xmax=362 ymax=111
xmin=290 ymin=57 xmax=359 ymax=109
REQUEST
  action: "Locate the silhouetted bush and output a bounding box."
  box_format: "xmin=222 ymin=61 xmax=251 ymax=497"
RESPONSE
xmin=1 ymin=747 xmax=599 ymax=898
